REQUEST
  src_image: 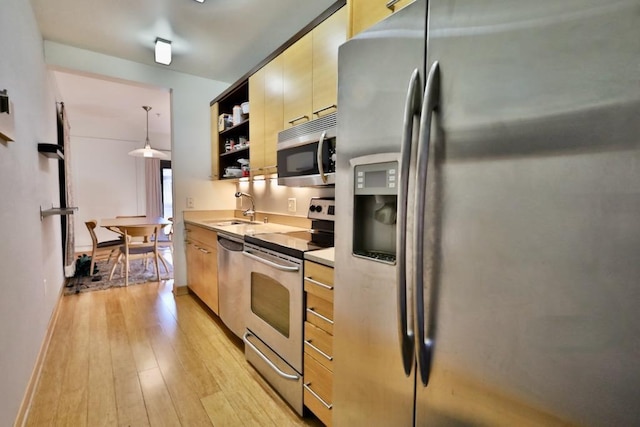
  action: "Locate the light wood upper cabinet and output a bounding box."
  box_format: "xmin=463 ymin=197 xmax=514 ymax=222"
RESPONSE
xmin=282 ymin=32 xmax=313 ymax=129
xmin=349 ymin=0 xmax=414 ymax=37
xmin=249 ymin=55 xmax=283 ymax=176
xmin=282 ymin=6 xmax=347 ymax=129
xmin=263 ymin=55 xmax=283 ymax=171
xmin=210 ymin=102 xmax=220 ymax=180
xmin=312 ymin=6 xmax=347 ymax=118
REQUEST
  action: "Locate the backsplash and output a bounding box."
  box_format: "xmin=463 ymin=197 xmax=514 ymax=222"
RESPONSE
xmin=236 ymin=179 xmax=334 ymax=216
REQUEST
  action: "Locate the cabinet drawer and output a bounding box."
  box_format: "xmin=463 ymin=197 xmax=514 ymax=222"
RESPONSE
xmin=304 ymin=322 xmax=333 ymax=371
xmin=304 ymin=261 xmax=334 ymax=303
xmin=185 ymin=223 xmax=218 ymax=247
xmin=305 ymin=293 xmax=333 ymax=334
xmin=304 ymin=353 xmax=333 ymax=426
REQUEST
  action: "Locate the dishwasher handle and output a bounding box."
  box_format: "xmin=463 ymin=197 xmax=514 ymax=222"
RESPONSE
xmin=218 ymin=236 xmax=244 ymax=252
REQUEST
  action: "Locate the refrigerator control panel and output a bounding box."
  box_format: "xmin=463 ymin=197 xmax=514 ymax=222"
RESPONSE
xmin=354 ymin=161 xmax=398 ymax=196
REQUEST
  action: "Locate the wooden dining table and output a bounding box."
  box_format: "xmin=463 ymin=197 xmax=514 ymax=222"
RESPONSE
xmin=98 ymin=216 xmax=173 ymax=283
xmin=99 ymin=216 xmax=171 ymax=229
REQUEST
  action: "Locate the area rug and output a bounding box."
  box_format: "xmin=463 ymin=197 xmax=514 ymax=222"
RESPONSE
xmin=64 ymin=256 xmax=173 ymax=295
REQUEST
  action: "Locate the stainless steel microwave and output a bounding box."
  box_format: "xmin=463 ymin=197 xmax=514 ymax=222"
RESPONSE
xmin=277 ymin=112 xmax=336 ymax=187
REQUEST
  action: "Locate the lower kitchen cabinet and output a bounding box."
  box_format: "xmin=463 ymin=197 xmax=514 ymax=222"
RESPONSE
xmin=185 ymin=223 xmax=219 ymax=314
xmin=303 ymin=260 xmax=335 ymax=426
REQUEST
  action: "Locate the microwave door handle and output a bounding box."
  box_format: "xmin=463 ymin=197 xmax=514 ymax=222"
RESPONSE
xmin=397 ymin=68 xmax=422 ymax=377
xmin=414 ymin=61 xmax=440 ymax=388
xmin=317 ymin=131 xmax=327 ymax=183
xmin=242 ymin=249 xmax=300 ymax=272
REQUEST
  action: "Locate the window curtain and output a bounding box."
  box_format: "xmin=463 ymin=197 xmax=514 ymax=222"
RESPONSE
xmin=60 ymin=103 xmax=76 ymax=273
xmin=145 ymin=158 xmax=162 ymax=218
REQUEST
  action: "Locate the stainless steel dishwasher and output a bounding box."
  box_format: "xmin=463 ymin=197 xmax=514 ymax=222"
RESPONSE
xmin=217 ymin=233 xmax=246 ymax=338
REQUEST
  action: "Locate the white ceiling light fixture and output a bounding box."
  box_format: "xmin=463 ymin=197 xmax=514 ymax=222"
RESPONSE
xmin=128 ymin=106 xmax=169 ymax=159
xmin=194 ymin=0 xmax=205 ymax=3
xmin=154 ymin=37 xmax=172 ymax=65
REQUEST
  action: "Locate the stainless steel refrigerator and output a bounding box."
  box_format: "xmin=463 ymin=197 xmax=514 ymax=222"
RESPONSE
xmin=333 ymin=0 xmax=640 ymax=425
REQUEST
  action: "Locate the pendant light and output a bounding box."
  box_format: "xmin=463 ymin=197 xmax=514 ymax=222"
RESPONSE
xmin=128 ymin=106 xmax=169 ymax=159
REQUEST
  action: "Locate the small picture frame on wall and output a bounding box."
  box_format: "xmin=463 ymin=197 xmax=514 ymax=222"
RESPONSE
xmin=0 ymin=89 xmax=15 ymax=142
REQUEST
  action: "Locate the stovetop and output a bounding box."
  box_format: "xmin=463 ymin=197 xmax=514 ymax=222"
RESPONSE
xmin=244 ymin=197 xmax=335 ymax=259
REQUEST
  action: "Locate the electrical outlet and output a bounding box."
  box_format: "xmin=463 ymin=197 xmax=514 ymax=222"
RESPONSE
xmin=287 ymin=198 xmax=297 ymax=213
xmin=187 ymin=197 xmax=194 ymax=209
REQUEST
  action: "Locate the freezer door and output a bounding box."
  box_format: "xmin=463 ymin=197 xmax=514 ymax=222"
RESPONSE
xmin=415 ymin=0 xmax=640 ymax=425
xmin=333 ymin=0 xmax=426 ymax=426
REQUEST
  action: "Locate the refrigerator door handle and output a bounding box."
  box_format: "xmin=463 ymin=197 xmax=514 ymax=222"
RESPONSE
xmin=414 ymin=61 xmax=440 ymax=388
xmin=397 ymin=68 xmax=422 ymax=376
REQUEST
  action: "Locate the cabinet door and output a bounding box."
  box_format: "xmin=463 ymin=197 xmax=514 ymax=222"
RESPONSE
xmin=312 ymin=6 xmax=347 ymax=118
xmin=200 ymin=243 xmax=219 ymax=314
xmin=186 ymin=240 xmax=199 ymax=292
xmin=283 ymin=32 xmax=313 ymax=129
xmin=249 ymin=68 xmax=266 ymax=176
xmin=350 ymin=0 xmax=415 ymax=37
xmin=263 ymin=55 xmax=283 ymax=173
xmin=210 ymin=103 xmax=220 ymax=180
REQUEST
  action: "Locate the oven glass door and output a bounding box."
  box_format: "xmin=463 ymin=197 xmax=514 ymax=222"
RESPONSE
xmin=244 ymin=245 xmax=303 ymax=373
xmin=250 ymin=272 xmax=290 ymax=338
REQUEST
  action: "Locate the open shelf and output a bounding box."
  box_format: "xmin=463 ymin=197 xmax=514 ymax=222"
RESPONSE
xmin=219 ymin=119 xmax=249 ymax=136
xmin=220 ymin=146 xmax=250 ymax=157
xmin=40 ymin=206 xmax=78 ymax=220
xmin=38 ymin=143 xmax=64 ymax=160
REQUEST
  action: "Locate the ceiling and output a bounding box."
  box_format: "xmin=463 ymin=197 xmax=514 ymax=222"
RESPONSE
xmin=30 ymin=0 xmax=339 ymax=150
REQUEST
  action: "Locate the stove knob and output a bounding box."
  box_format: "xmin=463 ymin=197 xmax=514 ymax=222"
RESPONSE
xmin=316 ymin=205 xmax=323 ymax=213
xmin=309 ymin=205 xmax=317 ymax=212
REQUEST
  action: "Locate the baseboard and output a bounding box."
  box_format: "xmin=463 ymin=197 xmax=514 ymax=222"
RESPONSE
xmin=174 ymin=284 xmax=189 ymax=296
xmin=13 ymin=285 xmax=65 ymax=427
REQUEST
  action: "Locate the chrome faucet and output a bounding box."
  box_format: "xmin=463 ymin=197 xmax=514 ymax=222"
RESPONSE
xmin=235 ymin=191 xmax=255 ymax=222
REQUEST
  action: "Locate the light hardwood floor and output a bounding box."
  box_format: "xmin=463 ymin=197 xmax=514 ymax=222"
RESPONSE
xmin=25 ymin=279 xmax=323 ymax=426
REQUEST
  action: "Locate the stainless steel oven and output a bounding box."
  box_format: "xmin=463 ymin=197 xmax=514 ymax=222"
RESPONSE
xmin=243 ymin=242 xmax=305 ymax=414
xmin=277 ymin=112 xmax=336 ymax=187
xmin=242 ymin=198 xmax=336 ymax=415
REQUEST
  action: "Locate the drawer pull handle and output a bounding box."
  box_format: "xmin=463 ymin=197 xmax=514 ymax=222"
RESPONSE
xmin=305 ymin=276 xmax=333 ymax=290
xmin=306 ymin=307 xmax=334 ymax=325
xmin=386 ymin=0 xmax=400 ymax=10
xmin=312 ymin=104 xmax=337 ymax=116
xmin=303 ymin=383 xmax=333 ymax=410
xmin=305 ymin=340 xmax=333 ymax=361
xmin=288 ymin=115 xmax=309 ymax=125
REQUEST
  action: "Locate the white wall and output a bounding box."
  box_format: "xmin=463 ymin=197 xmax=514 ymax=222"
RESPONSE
xmin=43 ymin=41 xmax=237 ymax=289
xmin=71 ymin=136 xmax=146 ymax=251
xmin=0 ymin=1 xmax=64 ymax=424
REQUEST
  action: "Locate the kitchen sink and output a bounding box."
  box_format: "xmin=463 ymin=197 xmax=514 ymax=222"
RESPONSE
xmin=202 ymin=219 xmax=259 ymax=227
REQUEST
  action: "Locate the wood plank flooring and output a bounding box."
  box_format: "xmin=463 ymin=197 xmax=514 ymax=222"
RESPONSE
xmin=25 ymin=279 xmax=323 ymax=426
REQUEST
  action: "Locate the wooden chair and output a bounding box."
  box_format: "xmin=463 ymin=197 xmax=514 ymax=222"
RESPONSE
xmin=85 ymin=220 xmax=123 ymax=277
xmin=157 ymin=217 xmax=174 ymax=253
xmin=108 ymin=225 xmax=169 ymax=286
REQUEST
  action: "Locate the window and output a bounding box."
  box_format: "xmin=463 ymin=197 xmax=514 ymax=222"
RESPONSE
xmin=160 ymin=160 xmax=172 ymax=219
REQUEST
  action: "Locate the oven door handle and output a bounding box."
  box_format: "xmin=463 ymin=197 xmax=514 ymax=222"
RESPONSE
xmin=242 ymin=250 xmax=300 ymax=272
xmin=243 ymin=331 xmax=300 ymax=381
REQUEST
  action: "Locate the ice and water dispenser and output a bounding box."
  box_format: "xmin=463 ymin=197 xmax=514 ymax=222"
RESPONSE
xmin=352 ymin=157 xmax=398 ymax=264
